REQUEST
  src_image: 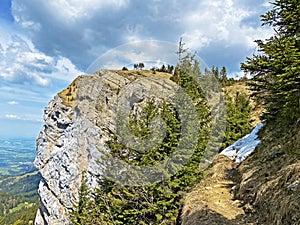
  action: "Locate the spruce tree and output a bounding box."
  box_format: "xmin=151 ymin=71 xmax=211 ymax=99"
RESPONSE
xmin=241 ymin=0 xmax=300 ymax=125
xmin=222 ymin=92 xmax=252 ymax=149
xmin=220 ymin=66 xmax=227 ymax=84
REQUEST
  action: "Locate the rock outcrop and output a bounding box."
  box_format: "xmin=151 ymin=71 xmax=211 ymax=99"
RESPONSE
xmin=34 ymin=70 xmax=176 ymax=224
xmin=34 ymin=70 xmax=300 ymax=225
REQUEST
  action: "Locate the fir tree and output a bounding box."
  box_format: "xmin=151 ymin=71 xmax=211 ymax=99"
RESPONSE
xmin=241 ymin=0 xmax=300 ymax=125
xmin=220 ymin=66 xmax=227 ymax=84
xmin=222 ymin=92 xmax=252 ymax=149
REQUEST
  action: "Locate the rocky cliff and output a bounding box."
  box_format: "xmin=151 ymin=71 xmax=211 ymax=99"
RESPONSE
xmin=34 ymin=70 xmax=176 ymax=224
xmin=34 ymin=69 xmax=299 ymax=225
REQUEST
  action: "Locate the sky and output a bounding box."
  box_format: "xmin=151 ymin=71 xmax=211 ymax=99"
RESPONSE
xmin=0 ymin=0 xmax=273 ymax=138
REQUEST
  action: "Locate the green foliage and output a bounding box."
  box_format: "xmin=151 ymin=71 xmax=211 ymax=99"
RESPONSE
xmin=0 ymin=172 xmax=41 ymax=196
xmin=71 ymin=175 xmax=98 ymax=225
xmin=134 ymin=63 xmax=145 ymax=70
xmin=150 ymin=64 xmax=174 ymax=74
xmin=241 ymin=0 xmax=300 ymax=125
xmin=71 ymin=43 xmax=212 ymax=224
xmin=222 ymin=91 xmax=252 ymax=149
xmin=220 ymin=66 xmax=227 ymax=83
xmin=107 ymin=99 xmax=181 ymax=166
xmin=0 ymin=202 xmax=39 ymax=225
xmin=72 ymin=38 xmax=252 ymax=224
xmin=211 ymin=65 xmax=236 ymax=86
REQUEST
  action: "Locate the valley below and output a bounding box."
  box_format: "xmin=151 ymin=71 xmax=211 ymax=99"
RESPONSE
xmin=0 ymin=138 xmax=40 ymax=224
xmin=0 ymin=138 xmax=36 ymax=176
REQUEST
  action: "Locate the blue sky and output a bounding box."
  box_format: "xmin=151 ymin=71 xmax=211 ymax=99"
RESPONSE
xmin=0 ymin=0 xmax=273 ymax=138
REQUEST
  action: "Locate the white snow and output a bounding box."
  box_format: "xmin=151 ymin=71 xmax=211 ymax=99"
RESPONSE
xmin=220 ymin=123 xmax=264 ymax=163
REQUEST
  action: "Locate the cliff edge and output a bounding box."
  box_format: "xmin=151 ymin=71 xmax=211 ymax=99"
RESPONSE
xmin=34 ymin=70 xmax=174 ymax=224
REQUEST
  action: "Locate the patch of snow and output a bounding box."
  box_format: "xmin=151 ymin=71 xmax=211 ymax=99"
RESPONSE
xmin=220 ymin=123 xmax=264 ymax=163
xmin=287 ymin=181 xmax=300 ymax=191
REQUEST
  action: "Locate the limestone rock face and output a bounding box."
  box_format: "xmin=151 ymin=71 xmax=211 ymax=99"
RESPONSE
xmin=34 ymin=70 xmax=175 ymax=224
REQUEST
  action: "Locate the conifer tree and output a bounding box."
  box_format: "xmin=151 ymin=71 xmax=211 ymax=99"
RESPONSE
xmin=241 ymin=0 xmax=300 ymax=124
xmin=211 ymin=66 xmax=219 ymax=80
xmin=220 ymin=66 xmax=227 ymax=84
xmin=222 ymin=92 xmax=252 ymax=149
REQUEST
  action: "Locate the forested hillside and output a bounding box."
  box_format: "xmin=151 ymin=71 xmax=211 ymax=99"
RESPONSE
xmin=0 ymin=172 xmax=40 ymax=225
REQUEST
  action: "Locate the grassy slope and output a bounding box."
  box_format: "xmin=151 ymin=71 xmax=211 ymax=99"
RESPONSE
xmin=182 ymin=119 xmax=300 ymax=225
xmin=182 ymin=80 xmax=299 ymax=225
xmin=234 ymin=122 xmax=300 ymax=224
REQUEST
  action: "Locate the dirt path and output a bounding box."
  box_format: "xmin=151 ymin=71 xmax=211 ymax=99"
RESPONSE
xmin=181 ymin=155 xmax=245 ymax=225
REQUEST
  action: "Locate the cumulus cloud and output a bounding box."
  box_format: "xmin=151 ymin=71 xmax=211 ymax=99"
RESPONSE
xmin=181 ymin=0 xmax=273 ymax=50
xmin=8 ymin=101 xmax=19 ymax=105
xmin=0 ymin=0 xmax=276 ymax=137
xmin=0 ymin=31 xmax=83 ymax=86
xmin=11 ymin=0 xmax=273 ymax=74
xmin=46 ymin=0 xmax=129 ymax=22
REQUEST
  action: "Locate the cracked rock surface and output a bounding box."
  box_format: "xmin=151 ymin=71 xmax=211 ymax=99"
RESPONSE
xmin=34 ymin=70 xmax=176 ymax=224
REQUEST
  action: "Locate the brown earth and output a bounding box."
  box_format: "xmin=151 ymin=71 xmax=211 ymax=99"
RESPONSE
xmin=182 ymin=121 xmax=300 ymax=225
xmin=181 ymin=155 xmax=246 ymax=225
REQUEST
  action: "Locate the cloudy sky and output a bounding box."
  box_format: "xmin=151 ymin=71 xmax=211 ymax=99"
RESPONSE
xmin=0 ymin=0 xmax=273 ymax=138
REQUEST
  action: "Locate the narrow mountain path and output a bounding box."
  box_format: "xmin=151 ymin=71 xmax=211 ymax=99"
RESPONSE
xmin=181 ymin=155 xmax=246 ymax=225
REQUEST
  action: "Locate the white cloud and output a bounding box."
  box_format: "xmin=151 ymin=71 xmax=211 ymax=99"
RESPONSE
xmin=4 ymin=113 xmax=42 ymax=122
xmin=262 ymin=2 xmax=272 ymax=9
xmin=12 ymin=0 xmax=130 ymax=33
xmin=46 ymin=0 xmax=129 ymax=22
xmin=5 ymin=114 xmax=20 ymax=119
xmin=15 ymin=51 xmax=53 ymax=68
xmin=0 ymin=31 xmax=83 ymax=86
xmin=8 ymin=101 xmax=19 ymax=105
xmin=10 ymin=0 xmax=273 ymax=75
xmin=52 ymin=57 xmax=84 ymax=81
xmin=180 ymin=0 xmax=272 ymax=52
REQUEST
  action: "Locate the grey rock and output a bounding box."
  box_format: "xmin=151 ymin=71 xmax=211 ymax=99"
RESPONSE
xmin=34 ymin=70 xmax=178 ymax=224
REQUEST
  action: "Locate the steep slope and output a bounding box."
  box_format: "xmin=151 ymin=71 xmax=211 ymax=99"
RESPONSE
xmin=34 ymin=70 xmax=176 ymax=224
xmin=181 ymin=81 xmax=299 ymax=224
xmin=234 ymin=122 xmax=300 ymax=224
xmin=35 ymin=69 xmax=299 ymax=225
xmin=181 ymin=121 xmax=300 ymax=225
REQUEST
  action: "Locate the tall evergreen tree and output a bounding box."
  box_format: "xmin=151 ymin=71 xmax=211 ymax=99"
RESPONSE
xmin=220 ymin=66 xmax=227 ymax=83
xmin=222 ymin=92 xmax=252 ymax=149
xmin=241 ymin=0 xmax=300 ymax=124
xmin=211 ymin=66 xmax=219 ymax=80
